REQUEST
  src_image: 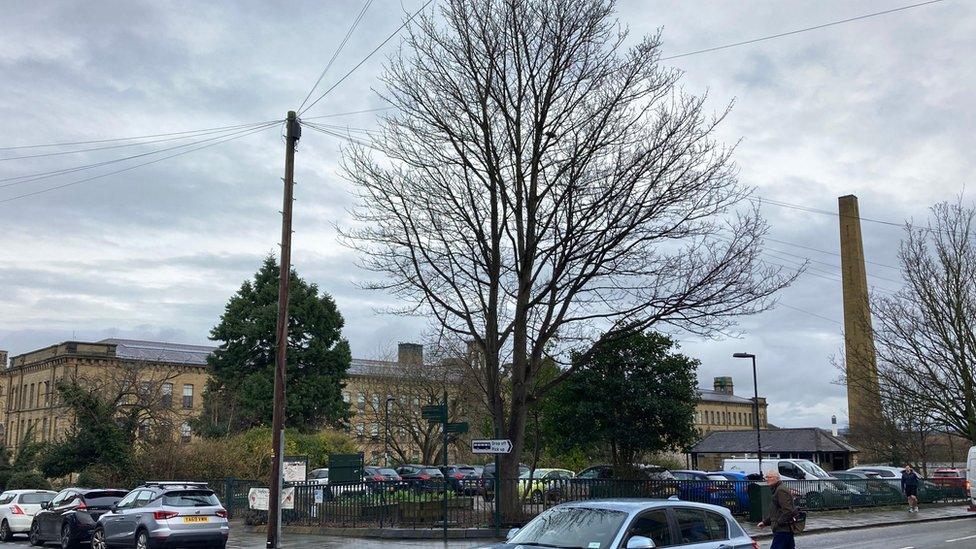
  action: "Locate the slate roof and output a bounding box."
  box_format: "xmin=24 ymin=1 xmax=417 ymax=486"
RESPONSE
xmin=698 ymin=388 xmax=756 ymax=404
xmin=99 ymin=338 xmax=215 ymax=366
xmin=692 ymin=428 xmax=859 ymax=454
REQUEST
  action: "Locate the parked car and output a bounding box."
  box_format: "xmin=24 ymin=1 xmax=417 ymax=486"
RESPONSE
xmin=29 ymin=488 xmax=128 ymax=548
xmin=481 ymin=463 xmax=531 ymax=502
xmin=931 ymin=468 xmax=968 ymax=497
xmin=363 ymin=466 xmax=403 ymax=493
xmin=846 ymin=466 xmax=947 ymax=503
xmin=517 ymin=469 xmax=575 ymax=504
xmin=474 ymin=499 xmax=758 ymax=549
xmin=834 ymin=471 xmax=902 ymax=505
xmin=308 ymin=468 xmax=330 ymax=486
xmin=396 ymin=464 xmax=446 ymax=492
xmin=670 ymin=470 xmax=739 ymax=509
xmin=968 ymin=445 xmax=976 ymax=511
xmin=90 ymin=481 xmax=228 ymax=549
xmin=574 ymin=464 xmax=679 ymax=499
xmin=440 ymin=465 xmax=481 ymax=494
xmin=0 ymin=490 xmax=56 ymax=541
xmin=708 ymin=471 xmax=761 ymax=512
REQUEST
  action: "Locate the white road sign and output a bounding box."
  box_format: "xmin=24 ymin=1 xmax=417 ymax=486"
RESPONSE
xmin=471 ymin=439 xmax=513 ymax=454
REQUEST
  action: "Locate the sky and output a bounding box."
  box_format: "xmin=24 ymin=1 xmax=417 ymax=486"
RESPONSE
xmin=1 ymin=0 xmax=972 ymax=429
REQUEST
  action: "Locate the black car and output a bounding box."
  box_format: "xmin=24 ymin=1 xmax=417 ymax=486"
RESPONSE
xmin=395 ymin=464 xmax=445 ymax=492
xmin=30 ymin=488 xmax=128 ymax=549
xmin=363 ymin=466 xmax=403 ymax=492
xmin=481 ymin=463 xmax=530 ymax=502
xmin=574 ymin=464 xmax=678 ymax=499
xmin=440 ymin=465 xmax=481 ymax=494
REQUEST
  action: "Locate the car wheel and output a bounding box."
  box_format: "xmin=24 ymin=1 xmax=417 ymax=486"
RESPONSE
xmin=61 ymin=522 xmax=76 ymax=549
xmin=483 ymin=492 xmax=494 ymax=502
xmin=28 ymin=521 xmax=42 ymax=546
xmin=0 ymin=519 xmax=11 ymax=542
xmin=530 ymin=490 xmax=543 ymax=504
xmin=135 ymin=529 xmax=150 ymax=549
xmin=806 ymin=491 xmax=825 ymax=510
xmin=91 ymin=528 xmax=107 ymax=549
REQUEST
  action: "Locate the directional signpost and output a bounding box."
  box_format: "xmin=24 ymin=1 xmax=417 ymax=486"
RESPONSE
xmin=471 ymin=439 xmax=512 ymax=454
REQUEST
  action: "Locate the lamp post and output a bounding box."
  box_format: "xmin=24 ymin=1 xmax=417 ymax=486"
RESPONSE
xmin=733 ymin=352 xmax=763 ymax=474
xmin=384 ymin=397 xmax=395 ymax=467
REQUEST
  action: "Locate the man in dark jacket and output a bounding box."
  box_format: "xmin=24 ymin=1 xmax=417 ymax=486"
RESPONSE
xmin=757 ymin=470 xmax=796 ymax=549
xmin=902 ymin=465 xmax=920 ymax=513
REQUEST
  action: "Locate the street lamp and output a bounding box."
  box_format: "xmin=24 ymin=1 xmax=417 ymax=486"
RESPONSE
xmin=385 ymin=396 xmax=395 ymax=467
xmin=732 ymin=352 xmax=763 ymax=474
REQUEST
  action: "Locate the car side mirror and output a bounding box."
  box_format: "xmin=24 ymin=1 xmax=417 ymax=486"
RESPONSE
xmin=109 ymin=504 xmax=118 ymax=512
xmin=506 ymin=528 xmax=520 ymax=541
xmin=41 ymin=502 xmax=50 ymax=509
xmin=627 ymin=536 xmax=656 ymax=548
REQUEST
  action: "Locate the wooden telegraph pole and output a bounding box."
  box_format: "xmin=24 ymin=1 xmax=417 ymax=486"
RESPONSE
xmin=267 ymin=111 xmax=300 ymax=549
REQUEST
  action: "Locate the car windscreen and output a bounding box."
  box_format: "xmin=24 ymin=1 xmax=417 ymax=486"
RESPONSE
xmin=422 ymin=468 xmax=444 ymax=476
xmin=509 ymin=506 xmax=628 ymax=549
xmin=163 ymin=490 xmax=221 ymax=507
xmin=706 ymin=474 xmax=729 ymax=481
xmin=310 ymin=470 xmax=329 ymax=479
xmin=796 ymin=460 xmax=830 ymax=479
xmin=378 ymin=469 xmax=398 ymax=476
xmin=83 ymin=491 xmax=128 ymax=507
xmin=19 ymin=493 xmax=54 ymax=504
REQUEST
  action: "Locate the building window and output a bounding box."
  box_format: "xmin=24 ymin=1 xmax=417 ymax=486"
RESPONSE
xmin=372 ymin=394 xmax=380 ymax=410
xmin=138 ymin=381 xmax=151 ymax=399
xmin=161 ymin=383 xmax=173 ymax=407
xmin=41 ymin=418 xmax=48 ymax=441
xmin=138 ymin=420 xmax=150 ymax=440
xmin=182 ymin=384 xmax=194 ymax=409
xmin=370 ymin=423 xmax=379 ymax=439
xmin=53 ymin=417 xmax=59 ymax=440
xmin=355 ymin=423 xmax=365 ymax=438
xmin=29 ymin=384 xmax=35 ymax=409
xmin=357 ymin=393 xmax=366 ymax=411
xmin=342 ymin=391 xmax=351 ymax=404
xmin=44 ymin=381 xmax=50 ymax=406
xmin=179 ymin=422 xmax=192 ymax=443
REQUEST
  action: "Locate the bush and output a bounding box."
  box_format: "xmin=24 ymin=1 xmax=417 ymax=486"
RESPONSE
xmin=6 ymin=471 xmax=52 ymax=491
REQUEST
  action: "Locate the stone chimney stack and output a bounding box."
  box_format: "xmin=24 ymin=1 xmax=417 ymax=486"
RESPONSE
xmin=0 ymin=350 xmax=7 ymax=369
xmin=713 ymin=376 xmax=734 ymax=395
xmin=397 ymin=343 xmax=423 ymax=365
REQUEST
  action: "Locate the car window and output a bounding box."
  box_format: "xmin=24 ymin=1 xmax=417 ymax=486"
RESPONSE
xmin=133 ymin=490 xmax=155 ymax=508
xmin=115 ymin=491 xmax=140 ymax=510
xmin=509 ymin=506 xmax=628 ymax=549
xmin=702 ymin=511 xmax=729 ymax=540
xmin=672 ymin=472 xmax=693 ymax=480
xmin=18 ymin=492 xmax=54 ymax=505
xmin=378 ymin=468 xmax=398 ymax=476
xmin=49 ymin=491 xmax=70 ymax=507
xmin=310 ymin=469 xmax=329 ymax=479
xmin=83 ymin=491 xmax=128 ymax=507
xmin=56 ymin=492 xmax=78 ymax=508
xmin=0 ymin=493 xmax=14 ymax=505
xmin=627 ymin=509 xmax=673 ymax=547
xmin=674 ymin=508 xmax=723 ymax=543
xmin=163 ymin=490 xmax=220 ymax=507
xmin=706 ymin=474 xmax=728 ymax=481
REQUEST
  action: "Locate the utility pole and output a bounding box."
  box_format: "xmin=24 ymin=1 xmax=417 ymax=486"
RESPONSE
xmin=267 ymin=110 xmax=300 ymax=549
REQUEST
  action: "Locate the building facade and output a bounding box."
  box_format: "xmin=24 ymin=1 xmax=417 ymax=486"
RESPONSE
xmin=694 ymin=376 xmax=769 ymax=436
xmin=0 ymin=339 xmax=211 ymax=454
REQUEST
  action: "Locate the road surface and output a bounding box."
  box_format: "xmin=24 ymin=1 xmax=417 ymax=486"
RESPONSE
xmin=757 ymin=517 xmax=976 ymax=548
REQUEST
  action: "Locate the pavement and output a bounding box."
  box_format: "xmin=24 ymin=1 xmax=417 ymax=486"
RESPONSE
xmin=756 ymin=516 xmax=976 ymax=548
xmin=743 ymin=502 xmax=975 ymax=539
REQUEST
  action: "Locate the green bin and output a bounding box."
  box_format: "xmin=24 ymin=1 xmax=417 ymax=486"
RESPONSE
xmin=748 ymin=483 xmax=772 ymax=523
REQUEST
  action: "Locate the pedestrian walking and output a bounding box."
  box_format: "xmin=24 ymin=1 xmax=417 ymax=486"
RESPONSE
xmin=757 ymin=470 xmax=797 ymax=549
xmin=901 ymin=464 xmax=920 ymax=513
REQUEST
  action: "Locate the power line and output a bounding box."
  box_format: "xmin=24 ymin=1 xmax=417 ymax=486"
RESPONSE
xmin=298 ymin=0 xmax=374 ymax=113
xmin=0 ymin=121 xmax=276 ymax=189
xmin=776 ymin=302 xmax=842 ymax=326
xmin=299 ymin=0 xmax=435 ymax=116
xmin=303 ymin=122 xmax=376 ymax=149
xmin=662 ymin=0 xmax=946 ymax=61
xmin=764 ymin=236 xmax=901 ymax=271
xmin=750 ymin=197 xmax=907 ymax=228
xmin=0 ymin=123 xmax=275 ymax=162
xmin=0 ymin=122 xmax=278 ymax=204
xmin=0 ymin=119 xmax=279 ymax=152
xmin=301 ymin=107 xmax=393 ymax=120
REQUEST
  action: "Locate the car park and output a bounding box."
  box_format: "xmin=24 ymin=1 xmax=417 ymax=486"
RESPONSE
xmin=440 ymin=465 xmax=482 ymax=494
xmin=474 ymin=499 xmax=758 ymax=549
xmin=574 ymin=464 xmax=679 ymax=499
xmin=0 ymin=490 xmax=56 ymax=541
xmin=90 ymin=481 xmax=228 ymax=549
xmin=30 ymin=487 xmax=128 ymax=548
xmin=834 ymin=471 xmax=902 ymax=505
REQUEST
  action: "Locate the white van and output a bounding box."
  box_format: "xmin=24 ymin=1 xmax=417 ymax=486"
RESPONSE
xmin=723 ymin=458 xmax=832 ymax=480
xmin=967 ymin=446 xmax=976 ymax=511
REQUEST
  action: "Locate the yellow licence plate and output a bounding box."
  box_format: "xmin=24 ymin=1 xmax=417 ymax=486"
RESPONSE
xmin=183 ymin=517 xmax=209 ymax=523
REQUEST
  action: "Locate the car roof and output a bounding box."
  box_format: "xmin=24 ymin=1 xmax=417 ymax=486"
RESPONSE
xmin=556 ymin=499 xmax=734 ymax=515
xmin=1 ymin=489 xmax=57 ymax=494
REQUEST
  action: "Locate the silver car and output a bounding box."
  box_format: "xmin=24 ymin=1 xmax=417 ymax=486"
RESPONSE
xmin=91 ymin=482 xmax=229 ymax=549
xmin=477 ymin=499 xmax=758 ymax=549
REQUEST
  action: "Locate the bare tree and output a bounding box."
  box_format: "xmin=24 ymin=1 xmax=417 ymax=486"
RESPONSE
xmin=868 ymin=198 xmax=976 ymax=445
xmin=342 ymin=0 xmax=791 ymax=516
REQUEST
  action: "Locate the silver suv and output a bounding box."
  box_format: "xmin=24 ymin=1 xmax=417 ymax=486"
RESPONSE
xmin=91 ymin=482 xmax=228 ymax=549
